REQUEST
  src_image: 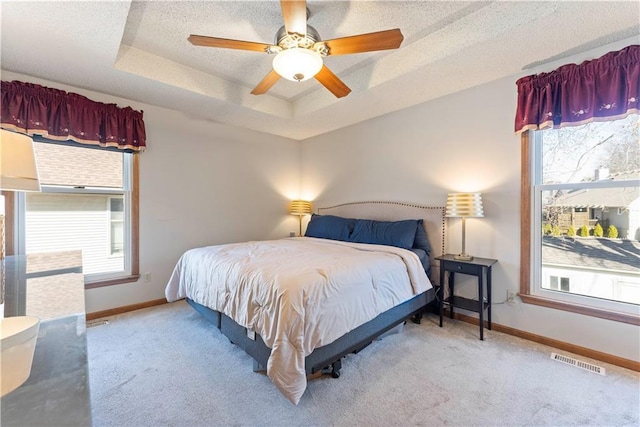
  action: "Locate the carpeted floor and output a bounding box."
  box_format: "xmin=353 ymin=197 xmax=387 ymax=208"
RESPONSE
xmin=87 ymin=300 xmax=640 ymax=426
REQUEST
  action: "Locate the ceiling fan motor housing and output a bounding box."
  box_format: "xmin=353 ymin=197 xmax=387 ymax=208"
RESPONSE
xmin=275 ymin=25 xmax=324 ymax=52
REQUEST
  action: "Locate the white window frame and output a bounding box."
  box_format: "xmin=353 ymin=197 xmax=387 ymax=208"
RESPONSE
xmin=529 ymin=130 xmax=640 ymax=317
xmin=15 ymin=152 xmax=134 ymax=285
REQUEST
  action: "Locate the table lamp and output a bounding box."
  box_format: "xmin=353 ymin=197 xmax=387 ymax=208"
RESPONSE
xmin=445 ymin=192 xmax=484 ymax=261
xmin=290 ymin=200 xmax=312 ymax=237
xmin=1 ymin=128 xmax=41 ymax=306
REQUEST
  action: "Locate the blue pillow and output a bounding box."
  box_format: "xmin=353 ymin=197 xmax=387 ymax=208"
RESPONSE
xmin=413 ymin=219 xmax=432 ymax=256
xmin=305 ymin=214 xmax=355 ymax=241
xmin=410 ymin=248 xmax=431 ymax=277
xmin=350 ymin=219 xmax=418 ymax=249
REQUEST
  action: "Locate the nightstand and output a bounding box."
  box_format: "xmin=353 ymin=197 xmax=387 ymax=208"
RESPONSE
xmin=435 ymin=254 xmax=497 ymax=340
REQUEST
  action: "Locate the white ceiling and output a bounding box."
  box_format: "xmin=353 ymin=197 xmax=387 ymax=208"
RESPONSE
xmin=1 ymin=1 xmax=639 ymax=140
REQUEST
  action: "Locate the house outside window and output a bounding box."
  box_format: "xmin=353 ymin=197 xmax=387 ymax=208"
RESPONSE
xmin=527 ymin=114 xmax=640 ymax=319
xmin=12 ymin=141 xmax=139 ymax=286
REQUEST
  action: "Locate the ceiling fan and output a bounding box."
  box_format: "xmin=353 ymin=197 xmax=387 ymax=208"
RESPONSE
xmin=188 ymin=0 xmax=404 ymax=98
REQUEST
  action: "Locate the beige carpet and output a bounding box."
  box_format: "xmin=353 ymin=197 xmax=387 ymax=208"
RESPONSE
xmin=87 ymin=300 xmax=640 ymax=426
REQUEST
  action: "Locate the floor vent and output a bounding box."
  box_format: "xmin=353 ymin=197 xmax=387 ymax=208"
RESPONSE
xmin=550 ymin=352 xmax=605 ymax=375
xmin=86 ymin=319 xmax=109 ymax=328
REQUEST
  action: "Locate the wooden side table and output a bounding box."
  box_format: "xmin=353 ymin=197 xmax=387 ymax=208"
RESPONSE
xmin=435 ymin=254 xmax=497 ymax=340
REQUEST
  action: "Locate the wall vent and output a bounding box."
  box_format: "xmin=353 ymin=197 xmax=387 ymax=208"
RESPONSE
xmin=87 ymin=319 xmax=109 ymax=328
xmin=550 ymin=352 xmax=605 ymax=375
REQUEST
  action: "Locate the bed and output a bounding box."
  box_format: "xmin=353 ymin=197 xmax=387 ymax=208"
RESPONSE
xmin=165 ymin=201 xmax=445 ymax=404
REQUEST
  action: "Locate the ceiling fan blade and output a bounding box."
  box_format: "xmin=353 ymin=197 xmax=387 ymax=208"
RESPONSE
xmin=280 ymin=0 xmax=307 ymax=35
xmin=323 ymin=29 xmax=404 ymax=56
xmin=314 ymin=65 xmax=351 ymax=98
xmin=188 ymin=35 xmax=273 ymax=53
xmin=251 ymin=70 xmax=281 ymax=95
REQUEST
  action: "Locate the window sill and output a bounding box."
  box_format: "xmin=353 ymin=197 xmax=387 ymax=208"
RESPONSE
xmin=519 ymin=293 xmax=640 ymax=326
xmin=85 ymin=274 xmax=140 ymax=289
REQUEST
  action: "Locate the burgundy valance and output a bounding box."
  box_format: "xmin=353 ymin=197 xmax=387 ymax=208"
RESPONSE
xmin=1 ymin=80 xmax=146 ymax=151
xmin=514 ymin=45 xmax=639 ymax=134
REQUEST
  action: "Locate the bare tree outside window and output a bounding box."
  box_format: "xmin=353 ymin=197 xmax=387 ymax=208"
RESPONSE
xmin=541 ymin=114 xmax=639 ymax=185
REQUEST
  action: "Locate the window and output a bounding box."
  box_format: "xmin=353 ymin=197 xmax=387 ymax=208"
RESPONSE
xmin=521 ymin=114 xmax=640 ymax=323
xmin=9 ymin=140 xmax=139 ymax=288
xmin=548 ymin=276 xmax=571 ymax=292
xmin=109 ymin=197 xmax=125 ymax=256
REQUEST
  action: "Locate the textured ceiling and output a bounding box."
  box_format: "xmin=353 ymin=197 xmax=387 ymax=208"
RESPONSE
xmin=1 ymin=1 xmax=639 ymax=140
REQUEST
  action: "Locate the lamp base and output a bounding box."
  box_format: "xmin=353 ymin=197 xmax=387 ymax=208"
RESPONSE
xmin=454 ymin=253 xmax=474 ymax=261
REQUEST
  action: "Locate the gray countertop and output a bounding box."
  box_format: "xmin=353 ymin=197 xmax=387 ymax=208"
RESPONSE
xmin=1 ymin=252 xmax=91 ymax=427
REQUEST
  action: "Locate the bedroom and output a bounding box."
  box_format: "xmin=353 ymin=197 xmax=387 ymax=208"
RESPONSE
xmin=0 ymin=0 xmax=638 ymax=424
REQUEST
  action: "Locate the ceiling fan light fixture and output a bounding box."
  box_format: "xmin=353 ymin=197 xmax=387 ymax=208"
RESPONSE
xmin=272 ymin=48 xmax=323 ymax=82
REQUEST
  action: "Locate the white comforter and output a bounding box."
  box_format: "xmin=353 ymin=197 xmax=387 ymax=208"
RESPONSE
xmin=165 ymin=237 xmax=432 ymax=404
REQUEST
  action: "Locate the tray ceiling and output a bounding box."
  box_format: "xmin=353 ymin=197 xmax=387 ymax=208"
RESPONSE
xmin=1 ymin=1 xmax=638 ymax=140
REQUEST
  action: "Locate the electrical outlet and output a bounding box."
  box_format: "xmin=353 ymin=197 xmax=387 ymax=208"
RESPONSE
xmin=144 ymin=272 xmax=151 ymax=283
xmin=506 ymin=290 xmax=516 ymax=303
xmin=289 ymin=231 xmax=296 ymax=237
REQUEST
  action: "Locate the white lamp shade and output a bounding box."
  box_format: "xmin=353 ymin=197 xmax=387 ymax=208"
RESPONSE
xmin=445 ymin=193 xmax=484 ymax=218
xmin=0 ymin=129 xmax=40 ymax=192
xmin=272 ymin=48 xmax=323 ymax=82
xmin=290 ymin=200 xmax=312 ymax=215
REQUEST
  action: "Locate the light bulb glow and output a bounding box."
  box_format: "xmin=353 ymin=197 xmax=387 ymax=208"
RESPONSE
xmin=272 ymin=48 xmax=323 ymax=82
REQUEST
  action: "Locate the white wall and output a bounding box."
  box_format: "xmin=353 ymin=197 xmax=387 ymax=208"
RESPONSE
xmin=2 ymin=70 xmax=302 ymax=314
xmin=130 ymin=104 xmax=301 ymax=313
xmin=300 ymin=38 xmax=640 ymax=363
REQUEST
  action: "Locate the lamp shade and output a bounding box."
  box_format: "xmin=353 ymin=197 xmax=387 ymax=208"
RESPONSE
xmin=445 ymin=193 xmax=484 ymax=218
xmin=0 ymin=129 xmax=40 ymax=192
xmin=272 ymin=48 xmax=323 ymax=82
xmin=290 ymin=200 xmax=312 ymax=216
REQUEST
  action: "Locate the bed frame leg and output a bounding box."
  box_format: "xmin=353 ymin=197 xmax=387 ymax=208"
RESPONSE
xmin=253 ymin=360 xmax=267 ymax=373
xmin=411 ymin=311 xmax=423 ymax=324
xmin=331 ymin=359 xmax=342 ymax=378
